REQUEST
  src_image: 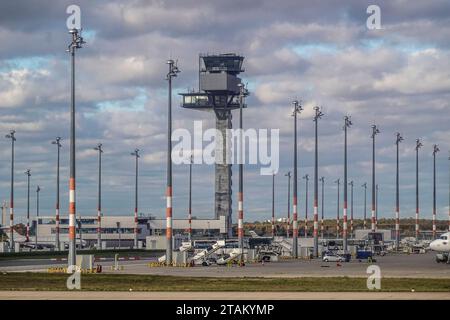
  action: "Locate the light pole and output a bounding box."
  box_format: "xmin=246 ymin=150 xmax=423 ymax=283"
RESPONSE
xmin=94 ymin=143 xmax=103 ymax=249
xmin=303 ymin=174 xmax=309 ymax=238
xmin=77 ymin=215 xmax=82 ymax=249
xmin=335 ymin=179 xmax=340 ymax=238
xmin=131 ymin=149 xmax=140 ymax=248
xmin=292 ymin=100 xmax=303 ymax=258
xmin=237 ymin=83 xmax=247 ymax=265
xmin=362 ymin=183 xmax=367 ymax=230
xmin=116 ymin=222 xmax=121 ymax=249
xmin=313 ymin=106 xmax=324 ymax=257
xmin=432 ymin=144 xmax=440 ymax=239
xmin=51 ymin=137 xmax=62 ymax=250
xmin=395 ymin=133 xmax=403 ymax=250
xmin=320 ymin=176 xmax=325 ymax=239
xmin=376 ymin=184 xmax=379 ymax=229
xmin=343 ymin=116 xmax=352 ymax=251
xmin=35 ymin=186 xmax=40 ymax=249
xmin=349 ymin=181 xmax=354 ymax=238
xmin=188 ymin=153 xmax=193 ymax=241
xmin=285 ymin=172 xmax=291 ymax=238
xmin=371 ymin=125 xmax=380 ymax=232
xmin=166 ymin=59 xmax=180 ymax=266
xmin=5 ymin=130 xmax=16 ymax=251
xmin=272 ymin=172 xmax=276 ymax=238
xmin=67 ymin=27 xmax=85 ymax=268
xmin=415 ymin=139 xmax=423 ymax=240
xmin=25 ymin=169 xmax=31 ymax=243
xmin=448 ymin=151 xmax=450 ymax=232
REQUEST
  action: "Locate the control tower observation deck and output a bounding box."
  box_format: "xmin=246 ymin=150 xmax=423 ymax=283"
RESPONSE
xmin=180 ymin=53 xmax=247 ymax=237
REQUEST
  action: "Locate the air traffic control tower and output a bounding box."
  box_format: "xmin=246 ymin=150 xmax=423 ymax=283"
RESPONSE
xmin=180 ymin=53 xmax=246 ymax=237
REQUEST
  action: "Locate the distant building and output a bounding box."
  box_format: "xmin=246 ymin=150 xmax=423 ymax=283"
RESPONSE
xmin=35 ymin=215 xmax=226 ymax=248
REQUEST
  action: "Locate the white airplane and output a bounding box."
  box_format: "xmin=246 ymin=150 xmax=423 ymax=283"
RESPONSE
xmin=429 ymin=232 xmax=450 ymax=263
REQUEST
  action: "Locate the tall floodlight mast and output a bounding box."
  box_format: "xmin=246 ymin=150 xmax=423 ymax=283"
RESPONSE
xmin=237 ymin=82 xmax=248 ymax=265
xmin=285 ymin=172 xmax=291 ymax=238
xmin=180 ymin=54 xmax=245 ymax=238
xmin=415 ymin=139 xmax=423 ymax=240
xmin=25 ymin=169 xmax=31 ymax=242
xmin=292 ymin=100 xmax=303 ymax=258
xmin=35 ymin=186 xmax=40 ymax=249
xmin=448 ymin=151 xmax=450 ymax=231
xmin=66 ymin=27 xmax=85 ymax=268
xmin=362 ymin=183 xmax=367 ymax=230
xmin=131 ymin=149 xmax=140 ymax=249
xmin=272 ymin=173 xmax=276 ymax=237
xmin=303 ymin=174 xmax=309 ymax=238
xmin=432 ymin=144 xmax=440 ymax=239
xmin=166 ymin=59 xmax=180 ymax=265
xmin=313 ymin=106 xmax=324 ymax=257
xmin=349 ymin=180 xmax=354 ymax=238
xmin=51 ymin=137 xmax=62 ymax=250
xmin=320 ymin=177 xmax=325 ymax=238
xmin=395 ymin=133 xmax=403 ymax=250
xmin=335 ymin=179 xmax=340 ymax=238
xmin=343 ymin=116 xmax=352 ymax=251
xmin=5 ymin=130 xmax=16 ymax=252
xmin=188 ymin=154 xmax=193 ymax=241
xmin=94 ymin=143 xmax=103 ymax=249
xmin=371 ymin=125 xmax=380 ymax=232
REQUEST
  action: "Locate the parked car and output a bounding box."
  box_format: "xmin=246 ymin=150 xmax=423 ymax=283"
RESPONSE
xmin=322 ymin=253 xmax=345 ymax=262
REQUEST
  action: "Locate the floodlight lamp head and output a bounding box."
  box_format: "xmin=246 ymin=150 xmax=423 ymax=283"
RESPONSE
xmin=416 ymin=139 xmax=423 ymax=150
xmin=292 ymin=100 xmax=303 ymax=115
xmin=344 ymin=115 xmax=352 ymax=128
xmin=313 ymin=106 xmax=324 ymax=121
xmin=371 ymin=125 xmax=380 ymax=137
xmin=396 ymin=132 xmax=403 ymax=144
xmin=433 ymin=144 xmax=440 ymax=155
xmin=25 ymin=169 xmax=31 ymax=176
xmin=36 ymin=186 xmax=40 ymax=192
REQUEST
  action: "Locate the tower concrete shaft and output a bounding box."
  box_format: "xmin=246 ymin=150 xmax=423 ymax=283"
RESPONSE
xmin=215 ymin=114 xmax=233 ymax=237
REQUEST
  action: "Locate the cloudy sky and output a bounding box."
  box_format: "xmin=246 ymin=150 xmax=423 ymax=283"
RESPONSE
xmin=0 ymin=0 xmax=449 ymax=225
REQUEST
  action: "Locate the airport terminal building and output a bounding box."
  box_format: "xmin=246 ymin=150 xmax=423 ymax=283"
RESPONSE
xmin=35 ymin=215 xmax=227 ymax=249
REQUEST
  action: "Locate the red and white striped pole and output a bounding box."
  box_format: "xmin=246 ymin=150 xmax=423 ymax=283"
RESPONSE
xmin=94 ymin=143 xmax=103 ymax=249
xmin=292 ymin=100 xmax=302 ymax=258
xmin=343 ymin=116 xmax=352 ymax=251
xmin=313 ymin=106 xmax=323 ymax=257
xmin=320 ymin=176 xmax=325 ymax=239
xmin=188 ymin=154 xmax=193 ymax=240
xmin=166 ymin=59 xmax=179 ymax=265
xmin=131 ymin=149 xmax=140 ymax=249
xmin=67 ymin=27 xmax=84 ymax=268
xmin=303 ymin=174 xmax=309 ymax=238
xmin=25 ymin=169 xmax=31 ymax=242
xmin=371 ymin=125 xmax=380 ymax=232
xmin=237 ymin=83 xmax=247 ymax=265
xmin=349 ymin=181 xmax=354 ymax=239
xmin=285 ymin=172 xmax=291 ymax=238
xmin=432 ymin=144 xmax=439 ymax=239
xmin=335 ymin=179 xmax=340 ymax=238
xmin=272 ymin=173 xmax=275 ymax=237
xmin=415 ymin=139 xmax=422 ymax=239
xmin=52 ymin=137 xmax=62 ymax=250
xmin=6 ymin=130 xmax=16 ymax=252
xmin=395 ymin=133 xmax=403 ymax=249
